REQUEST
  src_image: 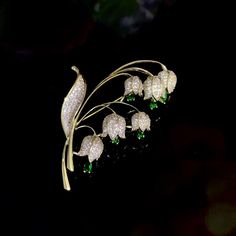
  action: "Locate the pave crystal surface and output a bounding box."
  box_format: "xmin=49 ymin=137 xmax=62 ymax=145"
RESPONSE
xmin=78 ymin=135 xmax=104 ymax=163
xmin=158 ymin=70 xmax=177 ymax=94
xmin=167 ymin=70 xmax=177 ymax=93
xmin=124 ymin=78 xmax=132 ymax=95
xmin=132 ymin=76 xmax=143 ymax=96
xmin=78 ymin=135 xmax=93 ymax=156
xmin=124 ymin=76 xmax=143 ymax=96
xmin=61 ymin=75 xmax=86 ymax=137
xmin=152 ymin=76 xmax=164 ymax=101
xmin=101 ymin=113 xmax=126 ymax=140
xmin=158 ymin=70 xmax=169 ymax=89
xmin=131 ymin=112 xmax=151 ymax=132
xmin=143 ymin=76 xmax=153 ymax=100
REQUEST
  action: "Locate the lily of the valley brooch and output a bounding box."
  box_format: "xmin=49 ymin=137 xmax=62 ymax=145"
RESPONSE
xmin=61 ymin=60 xmax=177 ymax=190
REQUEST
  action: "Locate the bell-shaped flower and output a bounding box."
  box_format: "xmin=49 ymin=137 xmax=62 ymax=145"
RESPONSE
xmin=101 ymin=113 xmax=126 ymax=140
xmin=158 ymin=70 xmax=177 ymax=93
xmin=143 ymin=75 xmax=165 ymax=101
xmin=124 ymin=76 xmax=143 ymax=96
xmin=131 ymin=112 xmax=151 ymax=132
xmin=78 ymin=135 xmax=104 ymax=163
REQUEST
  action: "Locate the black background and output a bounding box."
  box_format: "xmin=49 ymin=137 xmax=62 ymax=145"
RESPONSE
xmin=1 ymin=0 xmax=235 ymax=235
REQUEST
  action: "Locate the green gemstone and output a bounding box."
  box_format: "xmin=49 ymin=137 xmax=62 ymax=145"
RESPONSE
xmin=137 ymin=130 xmax=145 ymax=140
xmin=83 ymin=162 xmax=93 ymax=174
xmin=149 ymin=101 xmax=158 ymax=110
xmin=126 ymin=93 xmax=135 ymax=102
xmin=111 ymin=137 xmax=120 ymax=145
xmin=160 ymin=90 xmax=168 ymax=104
xmin=162 ymin=90 xmax=168 ymax=100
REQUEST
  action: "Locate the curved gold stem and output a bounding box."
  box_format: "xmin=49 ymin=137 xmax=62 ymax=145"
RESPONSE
xmin=62 ymin=139 xmax=70 ymax=191
xmin=111 ymin=60 xmax=167 ymax=75
xmin=114 ymin=67 xmax=153 ymax=77
xmin=75 ymin=125 xmax=96 ymax=134
xmin=76 ymin=96 xmax=123 ymax=126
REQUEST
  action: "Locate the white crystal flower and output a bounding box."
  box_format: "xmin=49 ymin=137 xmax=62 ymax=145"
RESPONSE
xmin=101 ymin=113 xmax=126 ymax=140
xmin=143 ymin=75 xmax=165 ymax=101
xmin=124 ymin=76 xmax=143 ymax=96
xmin=158 ymin=70 xmax=177 ymax=93
xmin=78 ymin=135 xmax=104 ymax=163
xmin=131 ymin=112 xmax=151 ymax=132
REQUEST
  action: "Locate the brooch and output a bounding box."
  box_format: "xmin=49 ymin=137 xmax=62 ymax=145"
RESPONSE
xmin=61 ymin=60 xmax=177 ymax=190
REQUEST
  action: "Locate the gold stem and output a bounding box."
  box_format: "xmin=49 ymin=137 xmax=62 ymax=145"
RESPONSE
xmin=114 ymin=67 xmax=153 ymax=76
xmin=62 ymin=139 xmax=71 ymax=190
xmin=74 ymin=73 xmax=130 ymax=127
xmin=111 ymin=60 xmax=167 ymax=75
xmin=76 ymin=96 xmax=123 ymax=126
xmin=66 ymin=120 xmax=76 ymax=172
xmin=76 ymin=125 xmax=96 ymax=134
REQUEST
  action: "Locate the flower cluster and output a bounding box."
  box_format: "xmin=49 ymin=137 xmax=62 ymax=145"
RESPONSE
xmin=125 ymin=70 xmax=177 ymax=104
xmin=78 ymin=69 xmax=176 ymax=165
xmin=77 ymin=111 xmax=150 ymax=162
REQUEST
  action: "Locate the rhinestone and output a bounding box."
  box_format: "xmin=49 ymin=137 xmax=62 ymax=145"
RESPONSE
xmin=126 ymin=93 xmax=135 ymax=102
xmin=83 ymin=162 xmax=93 ymax=174
xmin=149 ymin=101 xmax=158 ymax=110
xmin=137 ymin=130 xmax=145 ymax=140
xmin=111 ymin=137 xmax=120 ymax=145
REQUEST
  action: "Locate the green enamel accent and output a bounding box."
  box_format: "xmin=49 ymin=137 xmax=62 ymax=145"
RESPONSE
xmin=83 ymin=162 xmax=93 ymax=174
xmin=111 ymin=137 xmax=120 ymax=145
xmin=137 ymin=130 xmax=145 ymax=140
xmin=149 ymin=101 xmax=158 ymax=110
xmin=126 ymin=93 xmax=135 ymax=102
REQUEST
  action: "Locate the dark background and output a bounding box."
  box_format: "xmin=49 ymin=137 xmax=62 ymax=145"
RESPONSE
xmin=1 ymin=0 xmax=235 ymax=235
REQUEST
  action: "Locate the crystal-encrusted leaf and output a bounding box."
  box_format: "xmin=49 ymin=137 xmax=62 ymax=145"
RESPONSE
xmin=61 ymin=70 xmax=87 ymax=137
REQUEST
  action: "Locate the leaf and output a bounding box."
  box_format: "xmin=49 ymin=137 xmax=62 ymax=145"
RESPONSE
xmin=61 ymin=67 xmax=87 ymax=137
